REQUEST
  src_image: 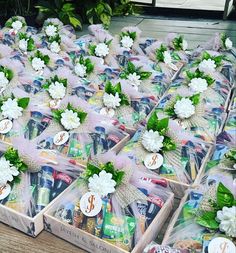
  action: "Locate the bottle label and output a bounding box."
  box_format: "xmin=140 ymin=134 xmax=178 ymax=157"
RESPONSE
xmin=37 ymin=188 xmax=50 ymax=207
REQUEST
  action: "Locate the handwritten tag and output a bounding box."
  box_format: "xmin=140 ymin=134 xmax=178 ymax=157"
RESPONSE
xmin=0 ymin=119 xmax=13 ymax=134
xmin=53 ymin=131 xmax=69 ymax=146
xmin=208 ymin=237 xmax=235 ymax=253
xmin=80 ymin=192 xmax=102 ymax=217
xmin=0 ymin=184 xmax=11 ymax=200
xmin=144 ymin=153 xmax=164 ymax=170
xmin=49 ymin=100 xmax=61 ymax=109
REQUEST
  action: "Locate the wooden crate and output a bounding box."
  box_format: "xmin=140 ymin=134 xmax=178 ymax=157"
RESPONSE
xmin=44 ymin=181 xmax=174 ymax=253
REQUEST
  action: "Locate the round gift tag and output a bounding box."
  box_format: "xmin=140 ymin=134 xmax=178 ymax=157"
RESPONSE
xmin=208 ymin=237 xmax=235 ymax=253
xmin=0 ymin=184 xmax=11 ymax=200
xmin=144 ymin=153 xmax=164 ymax=170
xmin=80 ymin=192 xmax=102 ymax=217
xmin=49 ymin=100 xmax=61 ymax=109
xmin=0 ymin=119 xmax=13 ymax=134
xmin=53 ymin=131 xmax=69 ymax=146
xmin=100 ymin=107 xmax=115 ymax=117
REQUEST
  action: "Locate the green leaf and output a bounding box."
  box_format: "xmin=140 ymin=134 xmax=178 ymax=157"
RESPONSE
xmin=162 ymin=136 xmax=176 ymax=151
xmin=119 ymin=93 xmax=130 ymax=106
xmin=196 ymin=211 xmax=219 ymax=230
xmin=127 ymin=61 xmax=136 ymax=73
xmin=17 ymin=97 xmax=30 ymax=109
xmin=139 ymin=71 xmax=152 ymax=80
xmin=105 ymin=81 xmax=116 ymax=95
xmin=114 ymin=82 xmax=122 ymax=93
xmin=165 ymin=107 xmax=175 ymax=117
xmin=217 ymin=182 xmax=235 ymax=209
xmin=156 ymin=117 xmax=169 ymax=135
xmin=52 ymin=109 xmax=63 ymax=122
xmin=77 ymin=111 xmax=87 ymax=123
xmin=69 ymin=16 xmax=82 ymax=29
xmin=88 ymin=44 xmax=96 ymax=56
xmin=190 ymin=93 xmax=200 ymax=106
xmin=147 ymin=112 xmax=158 ymax=131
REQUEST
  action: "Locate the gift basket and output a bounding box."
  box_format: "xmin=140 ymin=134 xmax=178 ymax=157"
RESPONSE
xmin=44 ymin=151 xmax=174 ymax=253
xmin=120 ymin=112 xmax=212 ymax=197
xmin=162 ymin=180 xmax=236 ymax=253
xmin=0 ymin=139 xmax=80 ymax=236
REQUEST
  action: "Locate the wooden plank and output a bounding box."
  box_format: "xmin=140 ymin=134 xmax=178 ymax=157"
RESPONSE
xmin=0 ymin=223 xmax=86 ymax=253
xmin=137 ymin=18 xmax=236 ymax=31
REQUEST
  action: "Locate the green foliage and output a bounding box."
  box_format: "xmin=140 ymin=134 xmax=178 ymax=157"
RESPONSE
xmin=104 ymin=81 xmax=130 ymax=106
xmin=172 ymin=36 xmax=183 ymax=51
xmin=17 ymin=97 xmax=30 ymax=109
xmin=186 ymin=69 xmax=215 ymax=86
xmin=120 ymin=61 xmax=152 ymax=80
xmin=35 ymin=0 xmax=137 ymax=30
xmin=155 ymin=44 xmax=168 ymax=62
xmin=18 ymin=33 xmax=36 ymax=51
xmin=147 ymin=112 xmax=176 ymax=151
xmin=121 ymin=31 xmax=136 ymax=41
xmin=201 ymin=51 xmax=225 ymax=68
xmin=30 ymin=50 xmax=50 ymax=65
xmin=224 ymin=149 xmax=236 ymax=163
xmin=0 ymin=65 xmax=13 ymax=81
xmin=196 ymin=183 xmax=236 ymax=230
xmin=78 ymin=55 xmax=94 ymax=75
xmin=85 ymin=161 xmax=125 ymax=187
xmin=43 ymin=75 xmax=67 ymax=90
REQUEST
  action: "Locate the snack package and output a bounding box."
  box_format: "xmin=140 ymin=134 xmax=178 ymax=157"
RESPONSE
xmin=120 ymin=112 xmax=211 ymax=196
xmin=144 ymin=242 xmax=190 ymax=253
xmin=46 ymin=151 xmax=173 ymax=252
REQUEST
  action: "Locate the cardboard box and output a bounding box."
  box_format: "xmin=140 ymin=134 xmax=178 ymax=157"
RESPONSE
xmin=44 ymin=180 xmax=174 ymax=253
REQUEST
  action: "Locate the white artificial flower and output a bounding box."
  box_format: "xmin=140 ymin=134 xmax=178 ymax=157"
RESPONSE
xmin=0 ymin=157 xmax=19 ymax=187
xmin=199 ymin=59 xmax=216 ymax=74
xmin=60 ymin=109 xmax=80 ymax=130
xmin=142 ymin=129 xmax=164 ymax=153
xmin=182 ymin=39 xmax=188 ymax=51
xmin=163 ymin=51 xmax=172 ymax=65
xmin=19 ymin=39 xmax=28 ymax=51
xmin=95 ymin=43 xmax=109 ymax=57
xmin=74 ymin=63 xmax=87 ymax=77
xmin=174 ymin=98 xmax=195 ymax=119
xmin=103 ymin=92 xmax=121 ymax=109
xmin=225 ymin=38 xmax=233 ymax=49
xmin=1 ymin=98 xmax=23 ymax=119
xmin=120 ymin=36 xmax=134 ymax=49
xmin=216 ymin=206 xmax=236 ymax=237
xmin=127 ymin=72 xmax=141 ymax=88
xmin=32 ymin=57 xmax=45 ymax=71
xmin=0 ymin=72 xmax=9 ymax=90
xmin=188 ymin=78 xmax=208 ymax=93
xmin=12 ymin=20 xmax=23 ymax=31
xmin=88 ymin=170 xmax=116 ymax=197
xmin=48 ymin=81 xmax=66 ymax=99
xmin=50 ymin=41 xmax=61 ymax=53
xmin=45 ymin=24 xmax=57 ymax=37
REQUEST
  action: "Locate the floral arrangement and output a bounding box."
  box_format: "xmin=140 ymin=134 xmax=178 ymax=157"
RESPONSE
xmin=185 ymin=69 xmax=215 ymax=93
xmin=120 ymin=31 xmax=137 ymax=49
xmin=43 ymin=75 xmax=67 ymax=100
xmin=84 ymin=162 xmax=125 ymax=197
xmin=0 ymin=147 xmax=28 ymax=187
xmin=48 ymin=34 xmax=62 ymax=53
xmin=88 ymin=39 xmax=112 ymax=58
xmin=196 ymin=182 xmax=236 ymax=237
xmin=0 ymin=66 xmax=13 ymax=93
xmin=165 ymin=94 xmax=200 ymax=120
xmin=171 ymin=35 xmax=188 ymax=51
xmin=5 ymin=16 xmax=26 ymax=34
xmin=74 ymin=55 xmax=94 ymax=78
xmin=120 ymin=61 xmax=152 ymax=90
xmin=30 ymin=50 xmax=50 ymax=71
xmin=197 ymin=51 xmax=225 ymax=74
xmin=155 ymin=44 xmax=172 ymax=65
xmin=142 ymin=112 xmax=176 ymax=153
xmin=18 ymin=33 xmax=36 ymax=52
xmin=221 ymin=33 xmax=233 ymax=50
xmin=0 ymin=96 xmax=30 ymax=120
xmin=52 ymin=103 xmax=87 ymax=131
xmin=44 ymin=22 xmax=59 ymax=38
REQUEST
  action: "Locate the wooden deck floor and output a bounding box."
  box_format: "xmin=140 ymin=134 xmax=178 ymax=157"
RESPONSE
xmin=0 ymin=15 xmax=236 ymax=253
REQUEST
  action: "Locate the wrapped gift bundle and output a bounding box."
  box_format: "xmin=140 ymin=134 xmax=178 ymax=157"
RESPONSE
xmin=229 ymin=88 xmax=236 ymax=111
xmin=162 ymin=181 xmax=236 ymax=253
xmin=0 ymin=139 xmax=80 ymax=236
xmin=44 ymin=152 xmax=174 ymax=253
xmin=120 ymin=112 xmax=212 ymax=197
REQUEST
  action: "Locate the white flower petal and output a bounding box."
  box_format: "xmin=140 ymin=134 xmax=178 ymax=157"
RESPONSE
xmin=1 ymin=98 xmax=23 ymax=119
xmin=174 ymin=98 xmax=195 ymax=119
xmin=188 ymin=78 xmax=208 ymax=93
xmin=60 ymin=109 xmax=80 ymax=130
xmin=48 ymin=81 xmax=66 ymax=99
xmin=142 ymin=129 xmax=164 ymax=153
xmin=95 ymin=43 xmax=109 ymax=57
xmin=121 ymin=36 xmax=134 ymax=49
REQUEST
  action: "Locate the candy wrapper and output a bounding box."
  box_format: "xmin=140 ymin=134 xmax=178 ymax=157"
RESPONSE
xmin=44 ymin=151 xmax=174 ymax=253
xmin=120 ymin=112 xmax=212 ymax=197
xmin=162 ymin=181 xmax=236 ymax=253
